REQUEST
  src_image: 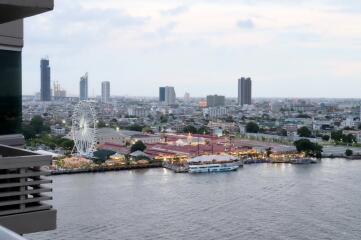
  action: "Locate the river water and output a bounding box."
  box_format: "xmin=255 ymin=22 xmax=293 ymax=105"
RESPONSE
xmin=28 ymin=159 xmax=361 ymax=240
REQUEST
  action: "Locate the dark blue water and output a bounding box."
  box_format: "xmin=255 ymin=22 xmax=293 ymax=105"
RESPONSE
xmin=28 ymin=159 xmax=361 ymax=240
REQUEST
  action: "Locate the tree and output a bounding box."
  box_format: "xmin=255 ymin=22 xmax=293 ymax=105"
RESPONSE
xmin=294 ymin=139 xmax=323 ymax=158
xmin=266 ymin=147 xmax=273 ymax=157
xmin=130 ymin=141 xmax=147 ymax=153
xmin=30 ymin=115 xmax=44 ymax=134
xmin=322 ymin=135 xmax=330 ymax=142
xmin=246 ymin=122 xmax=260 ymax=133
xmin=331 ymin=131 xmax=343 ymax=142
xmin=345 ymin=149 xmax=353 ymax=157
xmin=97 ymin=120 xmax=107 ymax=128
xmin=297 ymin=126 xmax=312 ymax=138
xmin=343 ymin=134 xmax=357 ymax=145
xmin=183 ymin=125 xmax=197 ymax=134
xmin=127 ymin=124 xmax=144 ymax=132
xmin=22 ymin=124 xmax=36 ymax=140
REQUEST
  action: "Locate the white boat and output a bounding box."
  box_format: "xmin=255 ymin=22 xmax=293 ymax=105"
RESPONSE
xmin=188 ymin=155 xmax=242 ymax=173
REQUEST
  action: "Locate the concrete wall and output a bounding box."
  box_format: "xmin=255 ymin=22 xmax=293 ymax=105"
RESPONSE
xmin=0 ymin=20 xmax=23 ymax=50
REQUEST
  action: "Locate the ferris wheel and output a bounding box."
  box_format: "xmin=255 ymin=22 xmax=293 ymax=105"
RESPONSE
xmin=72 ymin=101 xmax=97 ymax=156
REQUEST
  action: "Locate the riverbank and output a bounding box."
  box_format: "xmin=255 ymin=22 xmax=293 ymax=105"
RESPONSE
xmin=50 ymin=162 xmax=162 ymax=175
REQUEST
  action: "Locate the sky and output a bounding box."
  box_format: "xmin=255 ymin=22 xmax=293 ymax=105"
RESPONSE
xmin=23 ymin=0 xmax=361 ymax=98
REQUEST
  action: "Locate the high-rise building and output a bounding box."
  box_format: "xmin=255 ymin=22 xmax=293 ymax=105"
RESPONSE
xmin=80 ymin=73 xmax=88 ymax=101
xmin=40 ymin=58 xmax=51 ymax=101
xmin=101 ymin=81 xmax=110 ymax=103
xmin=165 ymin=86 xmax=176 ymax=105
xmin=184 ymin=92 xmax=191 ymax=102
xmin=238 ymin=77 xmax=252 ymax=106
xmin=159 ymin=87 xmax=166 ymax=102
xmin=53 ymin=81 xmax=66 ymax=98
xmin=207 ymin=95 xmax=225 ymax=107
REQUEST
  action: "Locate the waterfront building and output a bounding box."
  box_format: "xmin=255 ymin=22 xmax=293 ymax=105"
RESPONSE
xmin=238 ymin=77 xmax=252 ymax=106
xmin=40 ymin=58 xmax=51 ymax=101
xmin=207 ymin=95 xmax=225 ymax=107
xmin=101 ymin=81 xmax=110 ymax=103
xmin=80 ymin=72 xmax=88 ymax=101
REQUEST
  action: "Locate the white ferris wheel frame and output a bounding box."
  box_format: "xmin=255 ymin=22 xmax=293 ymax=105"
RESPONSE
xmin=71 ymin=101 xmax=97 ymax=156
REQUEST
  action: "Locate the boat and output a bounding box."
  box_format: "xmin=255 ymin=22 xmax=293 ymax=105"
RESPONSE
xmin=187 ymin=155 xmax=242 ymax=173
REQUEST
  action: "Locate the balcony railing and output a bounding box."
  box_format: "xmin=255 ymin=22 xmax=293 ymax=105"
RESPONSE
xmin=0 ymin=144 xmax=56 ymax=235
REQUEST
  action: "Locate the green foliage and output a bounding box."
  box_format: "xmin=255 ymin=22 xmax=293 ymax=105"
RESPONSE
xmin=183 ymin=125 xmax=198 ymax=134
xmin=97 ymin=120 xmax=107 ymax=128
xmin=331 ymin=131 xmax=357 ymax=145
xmin=130 ymin=140 xmax=147 ymax=153
xmin=297 ymin=126 xmax=312 ymax=138
xmin=21 ymin=116 xmax=51 ymax=140
xmin=28 ymin=135 xmax=74 ymax=151
xmin=331 ymin=131 xmax=343 ymax=142
xmin=160 ymin=115 xmax=168 ymax=123
xmin=30 ymin=115 xmax=44 ymax=133
xmin=345 ymin=149 xmax=353 ymax=157
xmin=93 ymin=149 xmax=116 ymax=162
xmin=246 ymin=122 xmax=260 ymax=133
xmin=294 ymin=139 xmax=323 ymax=158
xmin=322 ymin=135 xmax=330 ymax=141
xmin=127 ymin=124 xmax=144 ymax=132
xmin=142 ymin=127 xmax=154 ymax=134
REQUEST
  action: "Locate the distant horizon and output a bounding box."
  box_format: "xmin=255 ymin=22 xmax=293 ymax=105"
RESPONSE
xmin=22 ymin=0 xmax=361 ymax=98
xmin=22 ymin=93 xmax=361 ymax=101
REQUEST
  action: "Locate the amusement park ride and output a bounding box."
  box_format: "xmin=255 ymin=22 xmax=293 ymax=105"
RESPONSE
xmin=71 ymin=101 xmax=97 ymax=157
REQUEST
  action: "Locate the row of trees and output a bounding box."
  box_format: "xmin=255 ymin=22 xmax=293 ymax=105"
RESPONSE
xmin=22 ymin=115 xmax=51 ymax=140
xmin=182 ymin=125 xmax=210 ymax=135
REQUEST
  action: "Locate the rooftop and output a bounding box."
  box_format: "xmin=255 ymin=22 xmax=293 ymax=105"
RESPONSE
xmin=0 ymin=0 xmax=54 ymax=24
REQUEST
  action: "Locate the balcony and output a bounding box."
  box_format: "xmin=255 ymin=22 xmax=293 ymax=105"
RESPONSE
xmin=0 ymin=225 xmax=27 ymax=240
xmin=0 ymin=144 xmax=56 ymax=235
xmin=0 ymin=0 xmax=54 ymax=24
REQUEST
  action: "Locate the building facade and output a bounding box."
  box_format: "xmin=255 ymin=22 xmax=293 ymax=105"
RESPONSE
xmin=40 ymin=58 xmax=51 ymax=101
xmin=159 ymin=87 xmax=165 ymax=102
xmin=207 ymin=95 xmax=225 ymax=107
xmin=238 ymin=77 xmax=252 ymax=106
xmin=101 ymin=81 xmax=110 ymax=103
xmin=80 ymin=72 xmax=88 ymax=101
xmin=164 ymin=86 xmax=176 ymax=105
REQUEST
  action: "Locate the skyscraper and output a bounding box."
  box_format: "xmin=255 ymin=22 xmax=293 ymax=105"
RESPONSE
xmin=165 ymin=86 xmax=176 ymax=105
xmin=101 ymin=81 xmax=110 ymax=103
xmin=207 ymin=95 xmax=225 ymax=107
xmin=80 ymin=73 xmax=88 ymax=101
xmin=159 ymin=87 xmax=165 ymax=102
xmin=238 ymin=77 xmax=252 ymax=106
xmin=40 ymin=58 xmax=51 ymax=101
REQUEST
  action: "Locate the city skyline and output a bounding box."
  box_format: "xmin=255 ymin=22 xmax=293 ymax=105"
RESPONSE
xmin=21 ymin=0 xmax=361 ymax=98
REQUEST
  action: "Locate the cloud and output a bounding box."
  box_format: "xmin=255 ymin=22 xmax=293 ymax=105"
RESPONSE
xmin=161 ymin=5 xmax=189 ymax=16
xmin=237 ymin=19 xmax=255 ymax=29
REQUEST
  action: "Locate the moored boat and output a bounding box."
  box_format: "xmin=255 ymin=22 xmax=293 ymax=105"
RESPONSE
xmin=188 ymin=155 xmax=242 ymax=173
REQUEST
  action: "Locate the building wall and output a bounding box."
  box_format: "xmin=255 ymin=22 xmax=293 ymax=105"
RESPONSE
xmin=101 ymin=81 xmax=110 ymax=103
xmin=206 ymin=95 xmax=225 ymax=107
xmin=0 ymin=20 xmax=23 ymax=134
xmin=238 ymin=77 xmax=252 ymax=106
xmin=40 ymin=58 xmax=51 ymax=101
xmin=80 ymin=73 xmax=88 ymax=101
